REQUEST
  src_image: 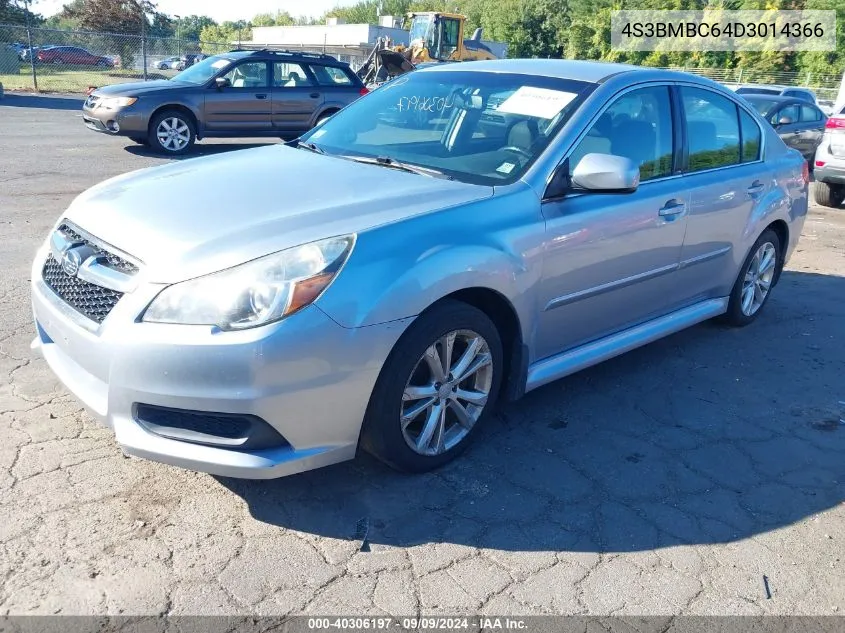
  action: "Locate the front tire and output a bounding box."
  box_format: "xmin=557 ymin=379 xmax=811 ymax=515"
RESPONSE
xmin=723 ymin=229 xmax=781 ymax=327
xmin=148 ymin=110 xmax=195 ymax=155
xmin=360 ymin=300 xmax=503 ymax=473
xmin=813 ymin=181 xmax=845 ymax=208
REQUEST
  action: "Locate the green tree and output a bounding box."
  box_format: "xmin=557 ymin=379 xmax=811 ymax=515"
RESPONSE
xmin=0 ymin=0 xmax=45 ymax=25
xmin=252 ymin=10 xmax=296 ymax=27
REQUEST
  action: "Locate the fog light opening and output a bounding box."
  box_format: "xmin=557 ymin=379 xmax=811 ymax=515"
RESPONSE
xmin=107 ymin=120 xmax=120 ymax=132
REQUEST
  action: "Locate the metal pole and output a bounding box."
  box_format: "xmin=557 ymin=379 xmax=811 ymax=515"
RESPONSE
xmin=23 ymin=0 xmax=38 ymax=92
xmin=141 ymin=10 xmax=148 ymax=80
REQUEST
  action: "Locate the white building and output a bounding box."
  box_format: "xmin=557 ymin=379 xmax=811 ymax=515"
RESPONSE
xmin=243 ymin=17 xmax=508 ymax=70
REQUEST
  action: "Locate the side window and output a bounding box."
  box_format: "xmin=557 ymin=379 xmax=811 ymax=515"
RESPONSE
xmin=739 ymin=109 xmax=761 ymax=163
xmin=681 ymin=87 xmax=740 ymax=172
xmin=773 ymin=104 xmax=799 ymax=125
xmin=309 ymin=64 xmax=353 ymax=87
xmin=222 ymin=62 xmax=268 ymax=89
xmin=569 ymin=85 xmax=674 ymax=182
xmin=800 ymin=105 xmax=821 ymax=122
xmin=273 ymin=62 xmax=314 ymax=88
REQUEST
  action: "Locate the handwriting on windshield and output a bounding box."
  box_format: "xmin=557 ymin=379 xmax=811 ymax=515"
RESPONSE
xmin=396 ymin=95 xmax=456 ymax=113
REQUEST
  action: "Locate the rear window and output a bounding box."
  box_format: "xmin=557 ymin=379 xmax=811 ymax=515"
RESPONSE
xmin=309 ymin=64 xmax=356 ymax=87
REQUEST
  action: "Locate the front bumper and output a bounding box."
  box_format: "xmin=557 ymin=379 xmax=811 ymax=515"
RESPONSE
xmin=30 ymin=257 xmax=412 ymax=479
xmin=82 ymin=105 xmax=147 ymax=137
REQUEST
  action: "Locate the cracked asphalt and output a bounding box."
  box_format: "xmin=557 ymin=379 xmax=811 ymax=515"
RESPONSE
xmin=1 ymin=93 xmax=844 ymax=617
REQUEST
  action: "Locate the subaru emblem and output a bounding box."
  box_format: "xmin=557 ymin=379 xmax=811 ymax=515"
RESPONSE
xmin=61 ymin=248 xmax=84 ymax=277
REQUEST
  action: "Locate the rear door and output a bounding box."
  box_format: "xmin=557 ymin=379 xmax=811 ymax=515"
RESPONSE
xmin=674 ymin=86 xmax=767 ymax=299
xmin=799 ymin=103 xmax=826 ymax=159
xmin=308 ymin=63 xmax=364 ymax=111
xmin=271 ymin=61 xmax=322 ymax=135
xmin=771 ymin=102 xmax=804 ymax=154
xmin=203 ymin=61 xmax=272 ymax=132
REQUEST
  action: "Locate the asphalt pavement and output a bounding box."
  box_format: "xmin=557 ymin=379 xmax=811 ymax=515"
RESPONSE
xmin=1 ymin=93 xmax=843 ymax=617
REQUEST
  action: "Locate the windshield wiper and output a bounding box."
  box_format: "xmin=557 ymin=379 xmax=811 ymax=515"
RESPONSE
xmin=340 ymin=155 xmax=452 ymax=179
xmin=290 ymin=139 xmax=325 ymax=154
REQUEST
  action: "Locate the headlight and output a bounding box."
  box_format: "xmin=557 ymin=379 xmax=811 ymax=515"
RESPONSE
xmin=98 ymin=96 xmax=137 ymax=109
xmin=142 ymin=235 xmax=355 ymax=330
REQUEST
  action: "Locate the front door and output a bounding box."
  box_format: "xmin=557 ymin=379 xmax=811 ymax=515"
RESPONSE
xmin=271 ymin=62 xmax=323 ymax=135
xmin=536 ymin=85 xmax=688 ymax=361
xmin=204 ymin=61 xmax=272 ymax=132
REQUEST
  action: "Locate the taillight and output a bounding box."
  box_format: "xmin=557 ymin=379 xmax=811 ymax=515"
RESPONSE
xmin=825 ymin=116 xmax=845 ymax=129
xmin=801 ymin=160 xmax=810 ymax=185
xmin=816 ymin=160 xmax=826 ymax=167
xmin=359 ymin=86 xmax=369 ymax=96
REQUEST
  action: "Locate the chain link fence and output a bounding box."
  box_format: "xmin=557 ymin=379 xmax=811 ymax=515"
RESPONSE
xmin=1 ymin=23 xmax=842 ymax=103
xmin=660 ymin=66 xmax=842 ymax=102
xmin=0 ymin=24 xmax=229 ymax=93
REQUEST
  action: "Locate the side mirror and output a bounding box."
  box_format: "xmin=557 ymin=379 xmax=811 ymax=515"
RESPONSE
xmin=215 ymin=77 xmax=230 ymax=90
xmin=570 ymin=153 xmax=640 ymax=193
xmin=777 ymin=116 xmax=793 ymax=126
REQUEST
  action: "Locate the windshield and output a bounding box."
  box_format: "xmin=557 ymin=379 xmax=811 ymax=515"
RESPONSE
xmin=300 ymin=70 xmax=594 ymax=185
xmin=171 ymin=55 xmax=232 ymax=85
xmin=409 ymin=15 xmax=432 ymax=42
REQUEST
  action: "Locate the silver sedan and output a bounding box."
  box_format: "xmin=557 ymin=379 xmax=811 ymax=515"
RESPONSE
xmin=31 ymin=59 xmax=809 ymax=478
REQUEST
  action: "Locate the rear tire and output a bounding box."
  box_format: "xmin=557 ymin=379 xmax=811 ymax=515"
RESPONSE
xmin=813 ymin=181 xmax=845 ymax=208
xmin=148 ymin=110 xmax=195 ymax=155
xmin=723 ymin=229 xmax=781 ymax=327
xmin=360 ymin=300 xmax=503 ymax=473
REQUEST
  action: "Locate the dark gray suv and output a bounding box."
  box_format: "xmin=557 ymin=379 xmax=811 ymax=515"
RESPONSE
xmin=81 ymin=49 xmax=369 ymax=154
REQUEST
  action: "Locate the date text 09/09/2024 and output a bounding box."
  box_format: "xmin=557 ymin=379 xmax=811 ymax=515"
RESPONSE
xmin=306 ymin=617 xmax=528 ymax=630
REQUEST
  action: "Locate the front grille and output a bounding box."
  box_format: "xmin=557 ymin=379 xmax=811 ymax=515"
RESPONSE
xmin=42 ymin=254 xmax=123 ymax=323
xmin=58 ymin=224 xmax=139 ymax=274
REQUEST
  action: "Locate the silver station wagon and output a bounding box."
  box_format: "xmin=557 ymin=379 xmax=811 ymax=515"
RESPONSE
xmin=31 ymin=60 xmax=809 ymax=478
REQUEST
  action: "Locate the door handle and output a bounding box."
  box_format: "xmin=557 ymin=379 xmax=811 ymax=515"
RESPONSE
xmin=309 ymin=92 xmax=320 ymax=99
xmin=747 ymin=181 xmax=765 ymax=196
xmin=658 ymin=200 xmax=686 ymax=218
xmin=255 ymin=93 xmax=268 ymax=100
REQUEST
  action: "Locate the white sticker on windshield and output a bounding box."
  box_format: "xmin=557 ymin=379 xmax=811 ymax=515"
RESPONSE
xmin=496 ymin=87 xmax=577 ymax=119
xmin=211 ymin=59 xmax=230 ymax=69
xmin=496 ymin=162 xmax=516 ymax=174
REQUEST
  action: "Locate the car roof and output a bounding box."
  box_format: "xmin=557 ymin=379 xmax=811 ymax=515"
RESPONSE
xmin=742 ymin=94 xmax=800 ymax=104
xmin=419 ymin=58 xmax=644 ymax=83
xmin=224 ymin=49 xmax=350 ymax=67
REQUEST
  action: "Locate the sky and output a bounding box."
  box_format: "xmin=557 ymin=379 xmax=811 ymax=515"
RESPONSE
xmin=34 ymin=0 xmax=356 ymax=22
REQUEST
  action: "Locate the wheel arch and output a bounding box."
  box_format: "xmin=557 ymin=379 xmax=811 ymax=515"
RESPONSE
xmin=765 ymin=219 xmax=789 ymax=285
xmin=147 ymin=104 xmax=200 ymax=138
xmin=429 ymin=287 xmax=528 ymax=403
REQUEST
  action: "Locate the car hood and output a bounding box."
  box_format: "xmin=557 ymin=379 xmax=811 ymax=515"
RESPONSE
xmin=94 ymin=80 xmax=181 ymax=96
xmin=63 ymin=145 xmax=494 ymax=283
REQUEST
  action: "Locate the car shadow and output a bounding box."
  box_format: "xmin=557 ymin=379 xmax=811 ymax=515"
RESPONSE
xmin=218 ymin=271 xmax=845 ymax=553
xmin=124 ymin=141 xmax=276 ymax=160
xmin=0 ymin=93 xmax=84 ymax=110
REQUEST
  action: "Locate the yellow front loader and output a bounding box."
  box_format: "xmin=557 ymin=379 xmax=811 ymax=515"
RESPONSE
xmin=357 ymin=12 xmax=499 ymax=86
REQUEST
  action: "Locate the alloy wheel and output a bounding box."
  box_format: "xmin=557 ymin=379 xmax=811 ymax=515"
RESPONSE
xmin=401 ymin=329 xmax=493 ymax=456
xmin=741 ymin=241 xmax=776 ymax=316
xmin=156 ymin=117 xmax=191 ymax=152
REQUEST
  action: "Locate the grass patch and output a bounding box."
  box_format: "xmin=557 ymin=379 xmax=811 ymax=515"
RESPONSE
xmin=0 ymin=65 xmax=175 ymax=93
